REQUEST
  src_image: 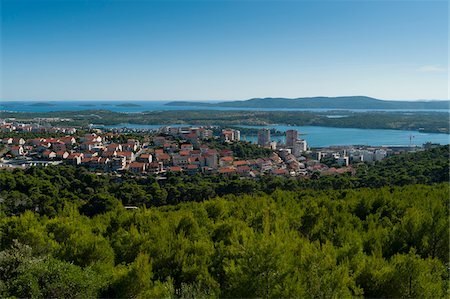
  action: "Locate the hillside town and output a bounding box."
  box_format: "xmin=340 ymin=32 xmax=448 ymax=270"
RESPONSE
xmin=0 ymin=120 xmax=426 ymax=177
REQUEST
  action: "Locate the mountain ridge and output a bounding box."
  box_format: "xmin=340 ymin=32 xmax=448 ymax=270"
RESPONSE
xmin=166 ymin=96 xmax=449 ymax=109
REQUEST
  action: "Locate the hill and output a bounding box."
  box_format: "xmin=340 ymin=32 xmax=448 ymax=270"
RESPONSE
xmin=166 ymin=96 xmax=450 ymax=110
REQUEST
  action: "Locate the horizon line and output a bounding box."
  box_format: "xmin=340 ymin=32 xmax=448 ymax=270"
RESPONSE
xmin=1 ymin=96 xmax=449 ymax=102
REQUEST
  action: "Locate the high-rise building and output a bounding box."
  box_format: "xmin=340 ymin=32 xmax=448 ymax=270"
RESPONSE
xmin=285 ymin=130 xmax=298 ymax=148
xmin=257 ymin=128 xmax=271 ymax=147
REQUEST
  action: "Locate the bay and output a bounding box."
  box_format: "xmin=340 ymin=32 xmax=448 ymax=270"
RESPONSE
xmin=101 ymin=123 xmax=449 ymax=147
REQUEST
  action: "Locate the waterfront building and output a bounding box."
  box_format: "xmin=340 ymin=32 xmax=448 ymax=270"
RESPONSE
xmin=257 ymin=129 xmax=271 ymax=147
xmin=221 ymin=129 xmax=241 ymax=142
xmin=285 ymin=130 xmax=298 ymax=148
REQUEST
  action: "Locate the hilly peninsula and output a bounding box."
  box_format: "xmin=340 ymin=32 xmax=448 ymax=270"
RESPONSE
xmin=166 ymin=96 xmax=449 ymax=110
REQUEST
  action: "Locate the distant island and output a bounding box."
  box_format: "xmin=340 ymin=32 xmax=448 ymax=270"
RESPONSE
xmin=116 ymin=103 xmax=141 ymax=107
xmin=29 ymin=102 xmax=56 ymax=107
xmin=166 ymin=96 xmax=450 ymax=110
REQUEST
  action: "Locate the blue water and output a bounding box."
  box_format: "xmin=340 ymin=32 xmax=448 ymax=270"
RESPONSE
xmin=2 ymin=100 xmax=448 ymax=147
xmin=1 ymin=100 xmax=449 ymax=113
xmin=100 ymin=123 xmax=449 ymax=147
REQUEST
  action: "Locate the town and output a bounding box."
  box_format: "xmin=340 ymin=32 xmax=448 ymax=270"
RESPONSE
xmin=0 ymin=120 xmax=427 ymax=177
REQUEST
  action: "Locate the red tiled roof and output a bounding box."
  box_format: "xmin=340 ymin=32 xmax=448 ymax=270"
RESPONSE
xmin=272 ymin=169 xmax=288 ymax=175
xmin=156 ymin=153 xmax=170 ymax=160
xmin=237 ymin=165 xmax=251 ymax=172
xmin=129 ymin=162 xmax=146 ymax=168
xmin=233 ymin=160 xmax=248 ymax=166
xmin=219 ymin=167 xmax=236 ymax=174
xmin=116 ymin=151 xmax=133 ymax=157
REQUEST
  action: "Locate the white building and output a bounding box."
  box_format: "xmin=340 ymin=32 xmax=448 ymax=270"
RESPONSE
xmin=292 ymin=139 xmax=307 ymax=157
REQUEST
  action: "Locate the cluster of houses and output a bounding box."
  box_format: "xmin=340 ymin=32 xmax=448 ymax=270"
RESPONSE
xmin=1 ymin=121 xmax=77 ymax=134
xmin=1 ymin=120 xmax=410 ymax=177
xmin=0 ymin=124 xmax=313 ymax=176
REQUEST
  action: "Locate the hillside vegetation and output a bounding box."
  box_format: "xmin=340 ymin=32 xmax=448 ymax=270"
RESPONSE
xmin=166 ymin=96 xmax=450 ymax=109
xmin=0 ymin=146 xmax=448 ymax=298
xmin=1 ymin=109 xmax=449 ymax=133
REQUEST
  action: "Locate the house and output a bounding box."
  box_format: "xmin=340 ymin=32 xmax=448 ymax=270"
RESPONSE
xmin=65 ymin=128 xmax=77 ymax=135
xmin=12 ymin=138 xmax=25 ymax=145
xmin=180 ymin=143 xmax=194 ymax=151
xmin=168 ymin=166 xmax=183 ymax=172
xmin=36 ymin=142 xmax=51 ymax=152
xmin=163 ymin=143 xmax=178 ymax=153
xmin=218 ymin=166 xmax=237 ymax=176
xmin=272 ymin=168 xmax=288 ymax=176
xmin=102 ymin=151 xmax=117 ymax=158
xmin=116 ymin=151 xmax=135 ymax=162
xmin=67 ymin=153 xmax=83 ymax=165
xmin=199 ymin=128 xmax=213 ymax=140
xmin=51 ymin=141 xmax=66 ymax=152
xmin=129 ymin=162 xmax=146 ymax=173
xmin=90 ymin=157 xmax=110 ymax=171
xmin=80 ymin=142 xmax=96 ymax=151
xmin=80 ymin=134 xmax=102 ymax=143
xmin=156 ymin=153 xmax=171 ymax=165
xmin=2 ymin=138 xmax=13 ymax=145
xmin=146 ymin=162 xmax=164 ymax=173
xmin=42 ymin=150 xmax=57 ymax=159
xmin=122 ymin=143 xmax=138 ymax=152
xmin=219 ymin=156 xmax=234 ymax=167
xmin=0 ymin=124 xmax=14 ymax=132
xmin=59 ymin=136 xmax=76 ymax=145
xmin=127 ymin=139 xmax=140 ymax=146
xmin=110 ymin=157 xmax=126 ymax=171
xmin=172 ymin=154 xmax=189 ymax=166
xmin=185 ymin=164 xmax=199 ymax=175
xmin=233 ymin=160 xmax=249 ymax=167
xmin=154 ymin=149 xmax=164 ymax=155
xmin=137 ymin=153 xmax=152 ymax=163
xmin=10 ymin=145 xmax=24 ymax=157
xmin=81 ymin=157 xmax=99 ymax=165
xmin=179 ymin=150 xmax=190 ymax=156
xmin=83 ymin=151 xmax=98 ymax=158
xmin=55 ymin=151 xmax=69 ymax=159
xmin=27 ymin=138 xmax=44 ymax=146
xmin=106 ymin=144 xmax=122 ymax=152
xmin=237 ymin=165 xmax=252 ymax=175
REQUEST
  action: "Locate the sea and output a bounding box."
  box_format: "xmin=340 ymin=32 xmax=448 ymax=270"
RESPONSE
xmin=98 ymin=123 xmax=450 ymax=148
xmin=2 ymin=100 xmax=449 ymax=147
xmin=1 ymin=100 xmax=449 ymax=113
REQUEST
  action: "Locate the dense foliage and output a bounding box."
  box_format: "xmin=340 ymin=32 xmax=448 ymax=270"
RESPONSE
xmin=0 ymin=185 xmax=448 ymax=297
xmin=0 ymin=146 xmax=448 ymax=297
xmin=0 ymin=146 xmax=447 ymax=215
xmin=203 ymin=139 xmax=273 ymax=159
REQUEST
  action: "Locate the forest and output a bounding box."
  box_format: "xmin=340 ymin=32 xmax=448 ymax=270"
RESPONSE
xmin=0 ymin=146 xmax=449 ymax=298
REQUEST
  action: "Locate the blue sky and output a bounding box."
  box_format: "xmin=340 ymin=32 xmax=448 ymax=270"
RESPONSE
xmin=1 ymin=0 xmax=448 ymax=101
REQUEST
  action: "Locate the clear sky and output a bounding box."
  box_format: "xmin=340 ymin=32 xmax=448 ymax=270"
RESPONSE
xmin=1 ymin=0 xmax=448 ymax=101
